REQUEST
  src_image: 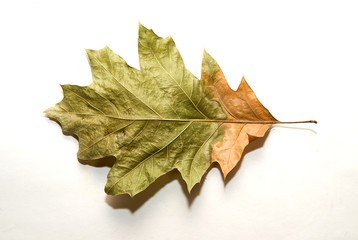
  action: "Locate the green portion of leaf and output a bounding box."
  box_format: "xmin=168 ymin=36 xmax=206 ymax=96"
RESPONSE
xmin=137 ymin=24 xmax=226 ymax=120
xmin=45 ymin=24 xmax=227 ymax=196
xmin=106 ymin=121 xmax=222 ymax=196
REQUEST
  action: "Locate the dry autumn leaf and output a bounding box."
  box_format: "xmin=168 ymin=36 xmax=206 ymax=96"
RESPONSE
xmin=45 ymin=24 xmax=316 ymax=196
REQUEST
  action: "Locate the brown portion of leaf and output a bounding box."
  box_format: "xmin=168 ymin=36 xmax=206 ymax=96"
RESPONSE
xmin=211 ymin=124 xmax=247 ymax=176
xmin=202 ymin=52 xmax=277 ymax=178
xmin=203 ymin=70 xmax=276 ymax=122
xmin=211 ymin=123 xmax=272 ymax=178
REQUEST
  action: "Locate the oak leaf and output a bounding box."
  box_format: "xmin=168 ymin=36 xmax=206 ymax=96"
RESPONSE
xmin=45 ymin=24 xmax=314 ymax=196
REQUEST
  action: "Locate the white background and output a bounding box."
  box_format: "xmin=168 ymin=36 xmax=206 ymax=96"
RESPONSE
xmin=1 ymin=0 xmax=358 ymax=239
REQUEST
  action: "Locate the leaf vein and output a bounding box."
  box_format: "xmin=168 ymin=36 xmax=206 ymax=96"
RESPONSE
xmin=107 ymin=122 xmax=193 ymax=191
xmin=148 ymin=45 xmax=208 ymax=119
xmin=90 ymin=54 xmax=163 ymax=118
xmin=78 ymin=121 xmax=135 ymax=154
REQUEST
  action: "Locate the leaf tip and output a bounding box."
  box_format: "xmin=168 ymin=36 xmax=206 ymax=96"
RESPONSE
xmin=60 ymin=84 xmax=69 ymax=91
xmin=138 ymin=21 xmax=149 ymax=31
xmin=104 ymin=182 xmax=115 ymax=196
xmin=201 ymin=49 xmax=222 ymax=76
xmin=222 ymin=171 xmax=229 ymax=180
xmin=138 ymin=22 xmax=149 ymax=33
xmin=187 ymin=184 xmax=195 ymax=194
xmin=241 ymin=75 xmax=247 ymax=84
xmin=202 ymin=48 xmax=212 ymax=59
xmin=237 ymin=75 xmax=250 ymax=92
xmin=43 ymin=108 xmax=50 ymax=115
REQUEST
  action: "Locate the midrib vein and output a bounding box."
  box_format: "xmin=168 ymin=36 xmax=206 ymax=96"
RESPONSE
xmin=57 ymin=111 xmax=313 ymax=124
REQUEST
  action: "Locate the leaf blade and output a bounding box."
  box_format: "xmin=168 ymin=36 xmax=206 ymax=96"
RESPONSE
xmin=46 ymin=24 xmax=281 ymax=196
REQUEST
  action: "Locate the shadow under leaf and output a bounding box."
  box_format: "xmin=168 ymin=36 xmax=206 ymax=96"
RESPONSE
xmin=78 ymin=156 xmax=116 ymax=168
xmin=49 ymin=115 xmax=315 ymax=212
xmin=105 ymin=166 xmax=213 ymax=212
xmin=223 ymin=127 xmax=271 ymax=185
